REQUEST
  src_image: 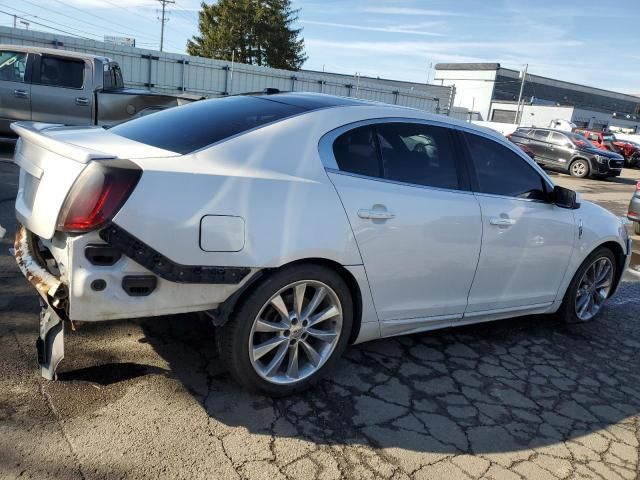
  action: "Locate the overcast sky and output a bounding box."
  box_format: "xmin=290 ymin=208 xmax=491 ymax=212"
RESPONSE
xmin=2 ymin=0 xmax=639 ymax=94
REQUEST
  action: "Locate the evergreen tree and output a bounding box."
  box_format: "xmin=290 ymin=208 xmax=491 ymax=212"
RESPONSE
xmin=187 ymin=0 xmax=307 ymax=70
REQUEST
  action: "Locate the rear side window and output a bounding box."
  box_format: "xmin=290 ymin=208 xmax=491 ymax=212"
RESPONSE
xmin=531 ymin=130 xmax=549 ymax=141
xmin=38 ymin=56 xmax=84 ymax=88
xmin=465 ymin=133 xmax=547 ymax=200
xmin=377 ymin=123 xmax=460 ymax=190
xmin=110 ymin=96 xmax=306 ymax=154
xmin=0 ymin=50 xmax=27 ymax=83
xmin=103 ymin=63 xmax=124 ymax=90
xmin=332 ymin=126 xmax=381 ymax=178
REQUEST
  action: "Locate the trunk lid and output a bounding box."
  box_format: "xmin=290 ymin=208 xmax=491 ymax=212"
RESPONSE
xmin=11 ymin=122 xmax=176 ymax=240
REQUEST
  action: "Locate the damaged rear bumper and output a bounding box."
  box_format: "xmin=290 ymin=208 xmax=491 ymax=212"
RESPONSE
xmin=14 ymin=223 xmax=68 ymax=312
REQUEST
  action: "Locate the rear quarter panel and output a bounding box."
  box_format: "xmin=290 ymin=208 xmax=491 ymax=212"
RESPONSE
xmin=111 ymin=108 xmax=400 ymax=269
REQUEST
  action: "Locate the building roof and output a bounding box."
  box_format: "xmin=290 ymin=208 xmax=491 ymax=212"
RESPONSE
xmin=435 ymin=63 xmax=501 ymax=71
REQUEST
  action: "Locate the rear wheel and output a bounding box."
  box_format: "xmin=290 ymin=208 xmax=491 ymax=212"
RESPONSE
xmin=557 ymin=247 xmax=616 ymax=323
xmin=569 ymin=159 xmax=590 ymax=178
xmin=634 ymin=222 xmax=640 ymax=235
xmin=219 ymin=264 xmax=353 ymax=396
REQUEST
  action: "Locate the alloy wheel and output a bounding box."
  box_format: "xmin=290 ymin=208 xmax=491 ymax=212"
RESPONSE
xmin=574 ymin=257 xmax=614 ymax=321
xmin=248 ymin=280 xmax=343 ymax=384
xmin=571 ymin=161 xmax=587 ymax=177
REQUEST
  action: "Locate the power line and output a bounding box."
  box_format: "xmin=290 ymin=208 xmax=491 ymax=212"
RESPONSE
xmin=14 ymin=0 xmax=120 ymax=40
xmin=2 ymin=2 xmax=184 ymax=52
xmin=50 ymin=0 xmax=161 ymax=43
xmin=0 ymin=7 xmax=97 ymax=40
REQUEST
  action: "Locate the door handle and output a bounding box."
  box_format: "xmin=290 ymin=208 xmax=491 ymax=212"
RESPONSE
xmin=14 ymin=89 xmax=29 ymax=99
xmin=489 ymin=217 xmax=516 ymax=227
xmin=358 ymin=209 xmax=395 ymax=220
xmin=75 ymin=97 xmax=89 ymax=106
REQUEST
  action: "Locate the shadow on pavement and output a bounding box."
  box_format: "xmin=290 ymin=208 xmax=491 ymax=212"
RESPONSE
xmin=58 ymin=362 xmax=170 ymax=385
xmin=137 ymin=281 xmax=640 ymax=455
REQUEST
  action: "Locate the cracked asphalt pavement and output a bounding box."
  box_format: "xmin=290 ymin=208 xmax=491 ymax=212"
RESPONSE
xmin=1 ymin=147 xmax=640 ymax=480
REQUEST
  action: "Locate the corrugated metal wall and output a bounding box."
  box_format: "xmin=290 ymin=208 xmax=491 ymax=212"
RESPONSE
xmin=0 ymin=26 xmax=460 ymax=116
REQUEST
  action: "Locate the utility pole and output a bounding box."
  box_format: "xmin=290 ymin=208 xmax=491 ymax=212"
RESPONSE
xmin=514 ymin=63 xmax=528 ymax=125
xmin=13 ymin=14 xmax=17 ymax=28
xmin=157 ymin=0 xmax=175 ymax=52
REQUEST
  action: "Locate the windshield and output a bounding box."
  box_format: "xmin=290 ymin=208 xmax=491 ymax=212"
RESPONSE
xmin=0 ymin=50 xmax=27 ymax=82
xmin=602 ymin=133 xmax=616 ymax=142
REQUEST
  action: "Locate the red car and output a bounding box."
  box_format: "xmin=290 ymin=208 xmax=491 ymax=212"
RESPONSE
xmin=574 ymin=129 xmax=640 ymax=168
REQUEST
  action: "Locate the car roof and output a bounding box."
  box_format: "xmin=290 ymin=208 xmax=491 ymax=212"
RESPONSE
xmin=0 ymin=44 xmax=110 ymax=63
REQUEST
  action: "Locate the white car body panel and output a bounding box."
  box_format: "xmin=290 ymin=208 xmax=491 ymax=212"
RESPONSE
xmin=10 ymin=95 xmax=632 ymax=345
xmin=466 ymin=194 xmax=575 ymax=312
xmin=328 ymin=171 xmax=482 ymax=321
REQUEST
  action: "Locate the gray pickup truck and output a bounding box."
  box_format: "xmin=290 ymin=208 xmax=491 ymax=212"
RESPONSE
xmin=0 ymin=45 xmax=198 ymax=141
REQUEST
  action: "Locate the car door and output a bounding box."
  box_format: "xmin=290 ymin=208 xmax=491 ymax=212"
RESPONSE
xmin=528 ymin=129 xmax=554 ymax=163
xmin=462 ymin=131 xmax=575 ymax=315
xmin=0 ymin=49 xmax=31 ymax=136
xmin=30 ymin=54 xmax=93 ymax=126
xmin=547 ymin=131 xmax=574 ymax=169
xmin=323 ymin=121 xmax=483 ymax=327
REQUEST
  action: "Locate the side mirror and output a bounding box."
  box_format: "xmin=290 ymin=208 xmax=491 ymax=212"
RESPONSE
xmin=553 ymin=185 xmax=580 ymax=209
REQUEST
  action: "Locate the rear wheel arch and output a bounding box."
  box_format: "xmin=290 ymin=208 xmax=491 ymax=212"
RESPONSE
xmin=216 ymin=258 xmax=363 ymax=344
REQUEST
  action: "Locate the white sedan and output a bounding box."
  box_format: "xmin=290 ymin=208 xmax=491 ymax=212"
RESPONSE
xmin=12 ymin=93 xmax=632 ymax=396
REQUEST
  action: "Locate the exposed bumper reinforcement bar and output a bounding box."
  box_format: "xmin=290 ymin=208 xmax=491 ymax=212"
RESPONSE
xmin=99 ymin=223 xmax=251 ymax=284
xmin=14 ymin=224 xmax=67 ymax=307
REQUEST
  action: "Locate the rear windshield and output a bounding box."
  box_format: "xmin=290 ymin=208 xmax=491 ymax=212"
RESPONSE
xmin=110 ymin=96 xmax=307 ymax=154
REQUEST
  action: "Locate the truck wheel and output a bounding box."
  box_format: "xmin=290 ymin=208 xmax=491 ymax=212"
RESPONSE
xmin=218 ymin=264 xmax=353 ymax=396
xmin=569 ymin=159 xmax=590 ymax=178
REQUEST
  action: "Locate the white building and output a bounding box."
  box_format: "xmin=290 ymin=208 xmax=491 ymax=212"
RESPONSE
xmin=435 ymin=63 xmax=640 ymax=132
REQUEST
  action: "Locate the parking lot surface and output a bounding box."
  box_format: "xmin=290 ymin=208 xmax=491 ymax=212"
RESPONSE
xmin=1 ymin=146 xmax=640 ymax=480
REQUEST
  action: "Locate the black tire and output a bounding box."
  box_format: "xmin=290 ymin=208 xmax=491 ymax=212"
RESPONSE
xmin=557 ymin=247 xmax=617 ymax=324
xmin=218 ymin=264 xmax=353 ymax=396
xmin=569 ymin=159 xmax=590 ymax=178
xmin=634 ymin=222 xmax=640 ymax=235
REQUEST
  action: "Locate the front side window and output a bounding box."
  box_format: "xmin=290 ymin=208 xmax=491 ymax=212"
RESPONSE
xmin=377 ymin=123 xmax=460 ymax=190
xmin=38 ymin=56 xmax=84 ymax=88
xmin=465 ymin=133 xmax=547 ymax=201
xmin=0 ymin=50 xmax=27 ymax=83
xmin=332 ymin=126 xmax=381 ymax=178
xmin=550 ymin=132 xmax=569 ymax=145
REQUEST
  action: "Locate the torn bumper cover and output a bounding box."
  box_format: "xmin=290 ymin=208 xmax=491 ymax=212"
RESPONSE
xmin=14 ymin=224 xmax=68 ymax=310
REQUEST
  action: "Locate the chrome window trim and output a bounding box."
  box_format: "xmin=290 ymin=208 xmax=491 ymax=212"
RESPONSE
xmin=318 ymin=116 xmax=556 ymax=196
xmin=325 ymin=168 xmax=476 ymax=196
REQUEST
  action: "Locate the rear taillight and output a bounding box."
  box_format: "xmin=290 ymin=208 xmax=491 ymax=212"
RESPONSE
xmin=636 ymin=181 xmax=640 ymax=192
xmin=57 ymin=160 xmax=141 ymax=232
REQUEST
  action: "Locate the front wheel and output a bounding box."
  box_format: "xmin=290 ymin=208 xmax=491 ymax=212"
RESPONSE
xmin=557 ymin=247 xmax=617 ymax=323
xmin=569 ymin=159 xmax=590 ymax=178
xmin=218 ymin=265 xmax=353 ymax=396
